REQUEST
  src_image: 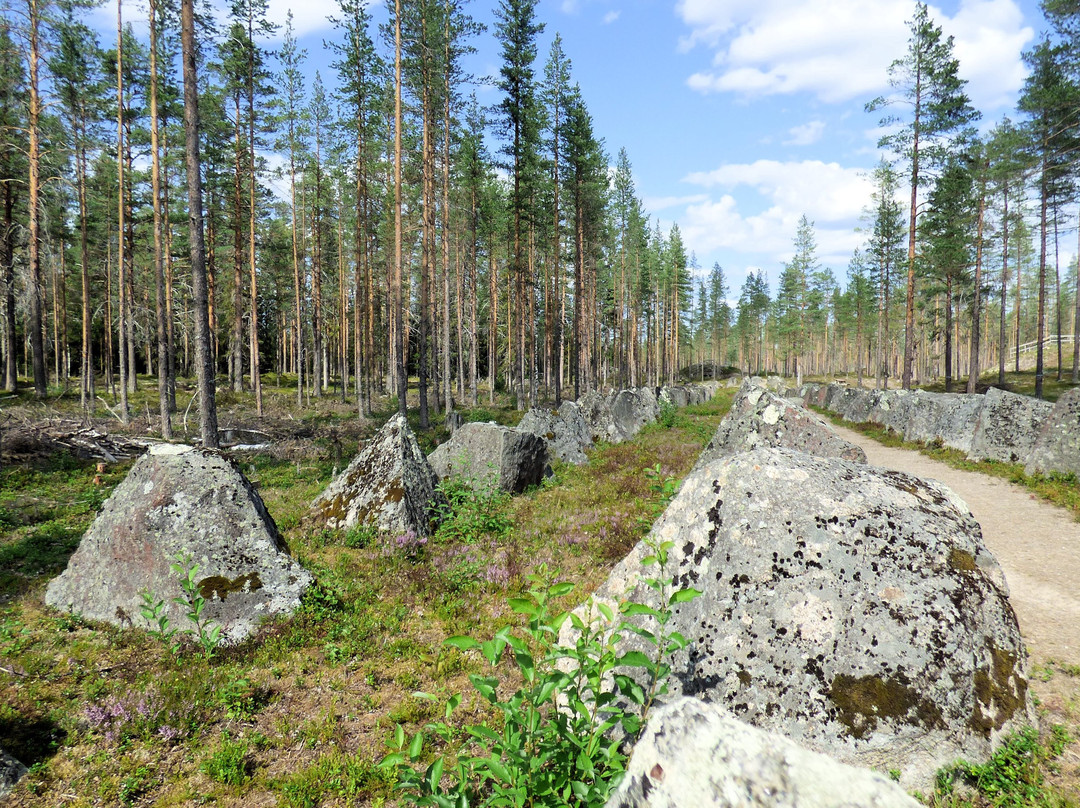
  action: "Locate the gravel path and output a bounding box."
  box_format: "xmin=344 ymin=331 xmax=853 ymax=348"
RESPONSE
xmin=831 ymin=423 xmax=1080 ymax=666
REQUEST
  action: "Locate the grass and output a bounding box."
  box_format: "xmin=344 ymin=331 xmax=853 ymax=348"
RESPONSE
xmin=0 ymin=379 xmax=731 ymax=806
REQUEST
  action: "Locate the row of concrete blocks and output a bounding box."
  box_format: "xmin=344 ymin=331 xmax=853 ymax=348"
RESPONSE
xmin=792 ymin=382 xmax=1080 ymax=478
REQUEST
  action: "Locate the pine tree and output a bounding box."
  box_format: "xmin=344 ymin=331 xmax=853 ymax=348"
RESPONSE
xmin=867 ymin=2 xmax=978 ymax=389
xmin=494 ymin=0 xmax=543 ymax=408
xmin=1 ymin=20 xmax=28 ymax=392
xmin=180 ymin=0 xmax=219 ymax=447
xmin=1019 ymin=39 xmax=1080 ymax=398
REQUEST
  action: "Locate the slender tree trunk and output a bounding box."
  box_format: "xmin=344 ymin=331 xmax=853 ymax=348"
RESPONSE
xmin=998 ymin=182 xmax=1009 ymax=386
xmin=247 ymin=12 xmax=262 ymax=415
xmin=1073 ymin=206 xmax=1079 ymax=384
xmin=2 ymin=174 xmax=16 ymax=392
xmin=393 ymin=0 xmax=406 ymax=415
xmin=1036 ymin=156 xmax=1048 ymax=400
xmin=181 ymin=0 xmax=218 ymax=447
xmin=115 ymin=0 xmax=130 ymax=419
xmin=967 ymin=179 xmax=986 ymax=394
xmin=149 ymin=0 xmax=172 ymax=438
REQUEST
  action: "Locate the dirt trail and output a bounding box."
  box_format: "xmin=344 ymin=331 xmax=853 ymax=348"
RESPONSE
xmin=831 ymin=423 xmax=1080 ymax=666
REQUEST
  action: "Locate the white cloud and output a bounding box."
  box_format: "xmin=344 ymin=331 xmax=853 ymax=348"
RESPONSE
xmin=641 ymin=193 xmax=710 ymax=211
xmin=603 ymin=10 xmax=621 ymax=24
xmin=678 ymin=0 xmax=1033 ymax=110
xmin=784 ymin=120 xmax=825 ymax=146
xmin=677 ymin=159 xmax=873 ymax=265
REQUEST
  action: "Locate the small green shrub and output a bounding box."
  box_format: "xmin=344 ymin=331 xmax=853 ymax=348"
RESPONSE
xmin=203 ymin=733 xmax=250 ymax=785
xmin=658 ymin=398 xmax=677 ymax=428
xmin=382 ymin=538 xmax=700 ymax=807
xmin=434 ymin=465 xmax=512 ymax=545
xmin=934 ymin=726 xmax=1072 ymax=807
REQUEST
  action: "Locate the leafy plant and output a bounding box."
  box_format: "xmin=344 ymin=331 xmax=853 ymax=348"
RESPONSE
xmin=434 ymin=464 xmax=513 ymax=545
xmin=171 ymin=553 xmax=223 ymax=659
xmin=139 ymin=589 xmax=181 ymax=656
xmin=381 ymin=538 xmax=700 ymax=807
xmin=934 ymin=726 xmax=1072 ymax=807
xmin=658 ymin=398 xmax=677 ymax=429
xmin=203 ymin=733 xmax=250 ymax=785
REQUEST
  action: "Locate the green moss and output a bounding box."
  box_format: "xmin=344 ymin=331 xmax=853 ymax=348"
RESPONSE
xmin=970 ymin=643 xmax=1027 ymax=736
xmin=948 ymin=548 xmax=978 ymax=572
xmin=829 ymin=673 xmax=944 ymax=740
xmin=199 ymin=572 xmax=263 ymax=601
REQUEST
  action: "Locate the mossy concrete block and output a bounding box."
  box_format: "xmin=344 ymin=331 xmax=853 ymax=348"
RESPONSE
xmin=0 ymin=748 xmax=27 ymax=800
xmin=428 ymin=421 xmax=548 ymax=494
xmin=1026 ymin=387 xmax=1080 ymax=476
xmin=607 ymin=698 xmax=921 ymax=808
xmin=695 ymin=381 xmax=866 ymax=469
xmin=45 ymin=445 xmax=312 ymax=645
xmin=311 ymin=413 xmax=443 ymax=537
xmin=574 ymin=447 xmax=1032 ymax=792
xmin=969 ymin=387 xmax=1055 ymax=463
xmin=518 ymin=402 xmax=593 ymax=465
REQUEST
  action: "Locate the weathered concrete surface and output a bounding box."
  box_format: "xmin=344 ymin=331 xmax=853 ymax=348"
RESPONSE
xmin=1026 ymin=388 xmax=1080 ymax=477
xmin=659 ymin=386 xmax=690 ymax=410
xmin=428 ymin=421 xmax=548 ymax=493
xmin=578 ymin=390 xmax=622 ymax=444
xmin=969 ymin=387 xmax=1055 ymax=464
xmin=610 ymin=389 xmax=656 ymax=441
xmin=46 ymin=444 xmax=312 ymax=644
xmin=695 ymin=381 xmax=866 ymax=468
xmin=310 ymin=413 xmax=443 ymax=537
xmin=518 ymin=402 xmax=593 ymax=465
xmin=0 ymin=748 xmax=27 ymax=800
xmin=901 ymin=393 xmax=984 ymax=454
xmin=606 ymin=698 xmax=921 ymax=808
xmin=572 ymin=447 xmax=1032 ymax=791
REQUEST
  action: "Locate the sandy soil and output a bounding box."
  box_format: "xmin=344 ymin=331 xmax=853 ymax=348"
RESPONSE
xmin=831 ymin=423 xmax=1080 ymax=667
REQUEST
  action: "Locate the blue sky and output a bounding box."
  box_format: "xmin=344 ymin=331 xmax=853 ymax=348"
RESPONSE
xmin=96 ymin=0 xmax=1054 ymax=291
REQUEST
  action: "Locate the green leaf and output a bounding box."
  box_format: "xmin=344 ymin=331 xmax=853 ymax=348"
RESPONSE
xmin=508 ymin=598 xmax=537 ymax=616
xmin=669 ymin=587 xmax=703 ymax=605
xmin=408 ymin=731 xmax=424 ymax=760
xmin=427 ymin=756 xmax=444 ymax=791
xmin=444 ymin=635 xmax=479 ymax=652
xmin=485 ymin=756 xmax=510 ymax=784
xmin=550 ymin=582 xmax=575 ymax=598
xmin=616 ymin=650 xmax=653 ymax=667
xmin=621 ymin=603 xmax=661 ymax=618
xmin=597 ymin=603 xmax=615 ymax=622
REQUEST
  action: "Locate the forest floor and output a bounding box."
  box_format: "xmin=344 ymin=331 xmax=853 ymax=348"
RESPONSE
xmin=1 ymin=376 xmax=1078 ymax=805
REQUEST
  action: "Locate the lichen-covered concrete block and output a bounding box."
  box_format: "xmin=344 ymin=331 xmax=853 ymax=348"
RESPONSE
xmin=695 ymin=381 xmax=866 ymax=468
xmin=1026 ymin=387 xmax=1080 ymax=477
xmin=607 ymin=698 xmax=921 ymax=808
xmin=578 ymin=390 xmax=621 ymax=443
xmin=518 ymin=402 xmax=593 ymax=465
xmin=969 ymin=387 xmax=1055 ymax=463
xmin=46 ymin=445 xmax=312 ymax=644
xmin=572 ymin=447 xmax=1033 ymax=792
xmin=311 ymin=413 xmax=443 ymax=537
xmin=611 ymin=389 xmax=656 ymax=440
xmin=428 ymin=421 xmax=548 ymax=493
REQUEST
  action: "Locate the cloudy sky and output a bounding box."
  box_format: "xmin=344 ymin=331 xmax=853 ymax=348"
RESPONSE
xmin=96 ymin=0 xmax=1050 ymax=290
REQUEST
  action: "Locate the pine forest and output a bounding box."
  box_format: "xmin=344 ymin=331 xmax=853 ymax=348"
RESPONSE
xmin=0 ymin=0 xmax=1078 ymax=432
